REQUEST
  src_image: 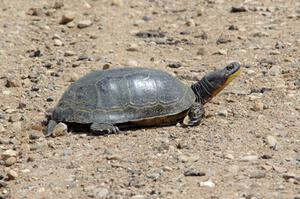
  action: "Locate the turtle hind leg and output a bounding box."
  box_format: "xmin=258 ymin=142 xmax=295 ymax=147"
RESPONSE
xmin=90 ymin=123 xmax=119 ymax=135
xmin=182 ymin=103 xmax=205 ymax=127
xmin=45 ymin=120 xmax=58 ymax=137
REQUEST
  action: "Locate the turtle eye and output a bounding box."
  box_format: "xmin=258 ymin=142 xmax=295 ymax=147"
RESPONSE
xmin=226 ymin=64 xmax=235 ymax=71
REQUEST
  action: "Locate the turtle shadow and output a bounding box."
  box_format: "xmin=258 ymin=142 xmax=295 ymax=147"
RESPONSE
xmin=66 ymin=122 xmax=178 ymax=136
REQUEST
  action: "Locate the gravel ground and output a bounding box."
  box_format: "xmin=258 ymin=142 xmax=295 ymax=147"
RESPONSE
xmin=0 ymin=0 xmax=299 ymax=198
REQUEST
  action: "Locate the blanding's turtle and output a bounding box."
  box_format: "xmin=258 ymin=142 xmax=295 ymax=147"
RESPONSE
xmin=46 ymin=62 xmax=241 ymax=135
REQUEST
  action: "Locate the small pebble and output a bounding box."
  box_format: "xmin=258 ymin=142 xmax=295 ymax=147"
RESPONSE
xmin=250 ymin=170 xmax=266 ymax=178
xmin=7 ymin=170 xmax=18 ymax=180
xmin=64 ymin=51 xmax=76 ymax=57
xmin=111 ymin=0 xmax=123 ymax=7
xmin=126 ymin=44 xmax=139 ymax=51
xmin=218 ymin=109 xmax=228 ymax=117
xmin=146 ymin=171 xmax=161 ymax=180
xmin=52 ymin=122 xmax=68 ymax=137
xmin=199 ymin=179 xmax=215 ymax=188
xmin=29 ymin=132 xmax=41 ymax=140
xmin=59 ymin=12 xmax=75 ymax=25
xmin=240 ymin=155 xmax=259 ymax=162
xmin=269 ymin=65 xmax=281 ymax=76
xmin=184 ymin=168 xmax=205 ymax=177
xmin=216 ymin=34 xmax=231 ymax=44
xmin=265 ymin=135 xmax=277 ymax=149
xmin=127 ymin=60 xmax=138 ymax=66
xmin=77 ymin=20 xmax=93 ymax=29
xmin=197 ymin=47 xmax=206 ymax=56
xmin=6 ymin=77 xmax=20 ymax=88
xmin=53 ymin=1 xmax=64 ymax=9
xmin=4 ymin=157 xmax=17 ymax=167
xmin=185 ymin=19 xmax=195 ymax=27
xmin=178 ymin=154 xmax=200 ymax=163
xmin=0 ymin=125 xmax=5 ymax=133
xmin=2 ymin=150 xmax=18 ymax=159
xmin=131 ymin=195 xmax=147 ymax=199
xmin=251 ymin=100 xmax=264 ymax=111
xmin=53 ymin=39 xmax=63 ymax=46
xmin=231 ymin=5 xmax=248 ymax=13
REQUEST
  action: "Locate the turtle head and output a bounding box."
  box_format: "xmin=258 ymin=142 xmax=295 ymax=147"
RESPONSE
xmin=191 ymin=62 xmax=241 ymax=104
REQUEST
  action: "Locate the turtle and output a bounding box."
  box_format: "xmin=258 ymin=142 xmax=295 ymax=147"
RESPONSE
xmin=46 ymin=62 xmax=241 ymax=136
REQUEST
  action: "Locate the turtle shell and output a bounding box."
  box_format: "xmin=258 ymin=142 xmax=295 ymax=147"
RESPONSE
xmin=52 ymin=67 xmax=195 ymax=125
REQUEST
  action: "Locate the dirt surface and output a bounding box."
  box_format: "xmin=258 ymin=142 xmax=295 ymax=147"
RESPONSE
xmin=0 ymin=0 xmax=299 ymax=198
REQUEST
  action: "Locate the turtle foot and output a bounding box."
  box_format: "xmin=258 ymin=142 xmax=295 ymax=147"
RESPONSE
xmin=45 ymin=120 xmax=57 ymax=137
xmin=182 ymin=103 xmax=205 ymax=127
xmin=90 ymin=123 xmax=119 ymax=135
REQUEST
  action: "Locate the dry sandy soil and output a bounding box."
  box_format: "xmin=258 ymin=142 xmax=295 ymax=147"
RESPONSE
xmin=0 ymin=0 xmax=299 ymax=198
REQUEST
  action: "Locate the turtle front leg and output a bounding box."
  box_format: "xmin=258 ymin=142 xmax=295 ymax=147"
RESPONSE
xmin=90 ymin=123 xmax=119 ymax=135
xmin=45 ymin=119 xmax=58 ymax=137
xmin=182 ymin=103 xmax=205 ymax=127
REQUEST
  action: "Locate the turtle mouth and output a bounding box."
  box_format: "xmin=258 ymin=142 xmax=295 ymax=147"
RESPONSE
xmin=211 ymin=62 xmax=241 ymax=97
xmin=224 ymin=62 xmax=241 ymax=85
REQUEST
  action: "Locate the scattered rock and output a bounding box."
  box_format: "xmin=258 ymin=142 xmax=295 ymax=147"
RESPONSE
xmin=251 ymin=100 xmax=264 ymax=111
xmin=27 ymin=8 xmax=44 ymax=16
xmin=197 ymin=47 xmax=207 ymax=56
xmin=5 ymin=76 xmax=20 ymax=87
xmin=4 ymin=157 xmax=17 ymax=167
xmin=195 ymin=31 xmax=208 ymax=40
xmin=199 ymin=179 xmax=215 ymax=188
xmin=218 ymin=109 xmax=228 ymax=117
xmin=216 ymin=34 xmax=231 ymax=44
xmin=0 ymin=125 xmax=5 ymax=133
xmin=282 ymin=173 xmax=298 ymax=181
xmin=167 ymin=61 xmax=182 ymax=68
xmin=231 ymin=5 xmax=247 ymax=13
xmin=135 ymin=30 xmax=166 ymax=38
xmin=53 ymin=39 xmax=63 ymax=46
xmin=59 ymin=12 xmax=75 ymax=25
xmin=240 ymin=155 xmax=259 ymax=162
xmin=106 ymin=154 xmax=122 ymax=161
xmin=265 ymin=135 xmax=278 ymax=149
xmin=84 ymin=186 xmax=109 ymax=198
xmin=0 ymin=180 xmax=7 ymax=188
xmin=52 ymin=122 xmax=68 ymax=137
xmin=226 ymin=165 xmax=240 ymax=175
xmin=131 ymin=195 xmax=147 ymax=199
xmin=7 ymin=170 xmax=18 ymax=180
xmin=185 ymin=19 xmax=195 ymax=27
xmin=253 ymin=31 xmax=269 ymax=37
xmin=213 ymin=49 xmax=227 ymax=55
xmin=30 ymin=142 xmax=47 ymax=151
xmin=269 ymin=65 xmax=281 ymax=76
xmin=228 ymin=24 xmax=239 ymax=30
xmin=146 ymin=171 xmax=162 ymax=180
xmin=77 ymin=20 xmax=93 ymax=29
xmin=294 ymin=195 xmax=300 ymax=199
xmin=126 ymin=44 xmax=139 ymax=51
xmin=111 ymin=0 xmax=123 ymax=7
xmin=178 ymin=154 xmax=200 ymax=163
xmin=53 ymin=1 xmax=64 ymax=9
xmin=8 ymin=113 xmax=22 ymax=122
xmin=272 ymin=165 xmax=287 ymax=173
xmin=250 ymin=170 xmax=266 ymax=178
xmin=29 ymin=131 xmax=41 ymax=140
xmin=184 ymin=168 xmax=205 ymax=177
xmin=127 ymin=60 xmax=138 ymax=66
xmin=64 ymin=50 xmax=76 ymax=57
xmin=2 ymin=150 xmax=18 ymax=159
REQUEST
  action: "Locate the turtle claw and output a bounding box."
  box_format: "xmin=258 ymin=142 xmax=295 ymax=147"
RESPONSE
xmin=90 ymin=123 xmax=119 ymax=135
xmin=182 ymin=103 xmax=205 ymax=127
